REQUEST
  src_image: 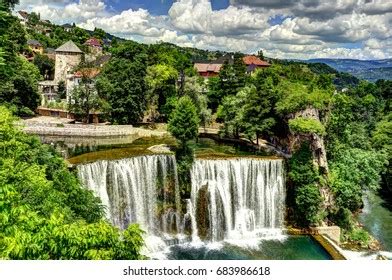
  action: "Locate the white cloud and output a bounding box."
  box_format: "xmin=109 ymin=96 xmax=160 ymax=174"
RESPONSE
xmin=15 ymin=0 xmax=392 ymax=60
xmin=168 ymin=0 xmax=270 ymax=35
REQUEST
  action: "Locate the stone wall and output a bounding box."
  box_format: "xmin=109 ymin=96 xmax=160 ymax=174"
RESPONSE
xmin=55 ymin=53 xmax=82 ymax=82
xmin=312 ymin=226 xmax=341 ymax=245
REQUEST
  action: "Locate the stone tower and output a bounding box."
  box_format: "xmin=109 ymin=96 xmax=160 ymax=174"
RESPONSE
xmin=54 ymin=40 xmax=83 ymax=82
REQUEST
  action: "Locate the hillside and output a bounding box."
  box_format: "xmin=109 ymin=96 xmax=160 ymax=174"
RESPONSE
xmin=308 ymin=58 xmax=392 ymax=82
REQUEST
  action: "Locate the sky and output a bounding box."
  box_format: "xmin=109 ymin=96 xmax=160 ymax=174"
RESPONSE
xmin=16 ymin=0 xmax=392 ymax=60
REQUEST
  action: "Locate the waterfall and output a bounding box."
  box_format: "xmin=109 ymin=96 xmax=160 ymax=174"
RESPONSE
xmin=77 ymin=155 xmax=285 ymax=256
xmin=189 ymin=158 xmax=285 ymax=242
xmin=77 ymin=155 xmax=181 ymax=235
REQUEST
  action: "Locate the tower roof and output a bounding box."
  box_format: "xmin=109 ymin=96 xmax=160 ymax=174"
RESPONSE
xmin=55 ymin=40 xmax=83 ymax=53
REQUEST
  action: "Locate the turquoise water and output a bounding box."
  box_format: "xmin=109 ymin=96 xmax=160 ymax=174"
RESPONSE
xmin=166 ymin=236 xmax=332 ymax=260
xmin=359 ymin=192 xmax=392 ymax=252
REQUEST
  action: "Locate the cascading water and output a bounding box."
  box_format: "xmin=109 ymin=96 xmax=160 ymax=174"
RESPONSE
xmin=77 ymin=154 xmax=182 ymax=255
xmin=77 ymin=155 xmax=285 ymax=257
xmin=189 ymin=158 xmax=285 ymax=242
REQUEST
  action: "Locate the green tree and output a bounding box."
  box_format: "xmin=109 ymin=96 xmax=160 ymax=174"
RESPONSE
xmin=96 ymin=56 xmax=147 ymax=124
xmin=95 ymin=39 xmax=149 ymax=125
xmin=183 ymin=76 xmax=211 ymax=128
xmin=28 ymin=12 xmax=40 ymax=25
xmin=218 ymin=55 xmax=246 ymax=99
xmin=93 ymin=27 xmax=106 ymax=40
xmin=145 ymin=64 xmax=178 ymax=120
xmin=68 ymin=74 xmax=106 ymax=124
xmin=168 ymin=96 xmax=200 ymax=148
xmin=33 ymin=53 xmax=54 ymax=80
xmin=0 ymin=48 xmax=5 ymax=65
xmin=289 ymin=143 xmax=323 ymax=226
xmin=57 ymin=80 xmax=66 ymax=100
xmin=0 ymin=56 xmax=41 ymax=116
xmin=0 ymin=106 xmax=145 ymax=260
xmin=257 ymin=49 xmax=264 ymax=60
xmin=0 ymin=0 xmax=19 ymax=11
xmin=240 ymin=85 xmax=277 ymax=144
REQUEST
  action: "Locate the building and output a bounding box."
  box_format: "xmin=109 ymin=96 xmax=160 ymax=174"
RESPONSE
xmin=45 ymin=48 xmax=56 ymax=60
xmin=62 ymin=23 xmax=73 ymax=32
xmin=242 ymin=55 xmax=271 ymax=73
xmin=194 ymin=62 xmax=222 ymax=78
xmin=195 ymin=54 xmax=271 ymax=77
xmin=38 ymin=80 xmax=58 ymax=105
xmin=66 ymin=68 xmax=101 ymax=103
xmin=27 ymin=39 xmax=44 ymax=54
xmin=16 ymin=11 xmax=28 ymax=25
xmin=38 ymin=41 xmax=83 ymax=105
xmin=84 ymin=38 xmax=103 ymax=55
xmin=54 ymin=40 xmax=83 ymax=82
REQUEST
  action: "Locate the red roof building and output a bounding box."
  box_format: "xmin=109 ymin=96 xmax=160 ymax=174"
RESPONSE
xmin=242 ymin=55 xmax=271 ymax=73
xmin=84 ymin=38 xmax=103 ymax=54
xmin=85 ymin=38 xmax=102 ymax=47
xmin=194 ymin=63 xmax=222 ymax=78
xmin=195 ymin=55 xmax=271 ymax=78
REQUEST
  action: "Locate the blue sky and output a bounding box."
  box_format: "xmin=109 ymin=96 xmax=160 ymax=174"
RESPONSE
xmin=17 ymin=0 xmax=392 ymax=59
xmin=105 ymin=0 xmax=231 ymax=15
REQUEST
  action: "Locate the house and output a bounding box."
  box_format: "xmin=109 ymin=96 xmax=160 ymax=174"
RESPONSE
xmin=92 ymin=54 xmax=111 ymax=68
xmin=38 ymin=80 xmax=58 ymax=105
xmin=242 ymin=55 xmax=271 ymax=73
xmin=54 ymin=40 xmax=83 ymax=82
xmin=38 ymin=41 xmax=83 ymax=105
xmin=62 ymin=23 xmax=73 ymax=32
xmin=27 ymin=39 xmax=44 ymax=54
xmin=16 ymin=11 xmax=28 ymax=25
xmin=66 ymin=68 xmax=101 ymax=103
xmin=84 ymin=38 xmax=103 ymax=55
xmin=195 ymin=54 xmax=271 ymax=77
xmin=194 ymin=62 xmax=223 ymax=78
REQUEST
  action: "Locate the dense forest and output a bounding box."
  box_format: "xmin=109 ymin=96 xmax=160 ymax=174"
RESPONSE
xmin=1 ymin=0 xmax=392 ymax=258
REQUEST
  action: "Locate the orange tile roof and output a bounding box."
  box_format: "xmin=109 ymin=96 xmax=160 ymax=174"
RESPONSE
xmin=84 ymin=38 xmax=102 ymax=47
xmin=74 ymin=68 xmax=101 ymax=78
xmin=194 ymin=63 xmax=222 ymax=73
xmin=242 ymin=55 xmax=271 ymax=67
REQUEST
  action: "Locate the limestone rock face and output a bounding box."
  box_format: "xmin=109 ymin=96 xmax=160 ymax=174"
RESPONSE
xmin=292 ymin=107 xmax=329 ymax=174
xmin=289 ymin=106 xmax=334 ymax=209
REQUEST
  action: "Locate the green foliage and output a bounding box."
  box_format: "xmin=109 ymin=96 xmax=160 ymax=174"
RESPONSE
xmin=330 ymin=149 xmax=386 ymax=211
xmin=33 ymin=53 xmax=54 ymax=80
xmin=326 ymin=80 xmax=388 ymax=221
xmin=145 ymin=64 xmax=178 ymax=120
xmin=289 ymin=143 xmax=320 ymax=186
xmin=342 ymin=227 xmax=371 ymax=247
xmin=216 ymin=94 xmax=244 ymax=138
xmin=289 ymin=143 xmax=323 ymax=226
xmin=57 ymin=80 xmax=66 ymax=100
xmin=0 ymin=0 xmax=19 ymax=11
xmin=96 ymin=54 xmax=147 ymax=124
xmin=0 ymin=10 xmax=41 ymax=116
xmin=175 ymin=144 xmax=195 ymax=198
xmin=183 ymin=76 xmax=211 ymax=128
xmin=93 ymin=28 xmax=106 ymax=40
xmin=27 ymin=12 xmax=40 ymax=25
xmin=68 ymin=77 xmax=107 ymax=123
xmin=0 ymin=48 xmax=5 ymax=65
xmin=373 ymin=112 xmax=392 ymax=154
xmin=168 ymin=96 xmax=200 ymax=147
xmin=289 ymin=117 xmax=326 ymax=136
xmin=218 ymin=55 xmax=246 ymax=98
xmin=0 ymin=56 xmax=41 ymax=116
xmin=257 ymin=49 xmax=264 ymax=60
xmin=0 ymin=106 xmax=145 ymax=259
xmin=295 ymin=184 xmax=323 ymax=226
